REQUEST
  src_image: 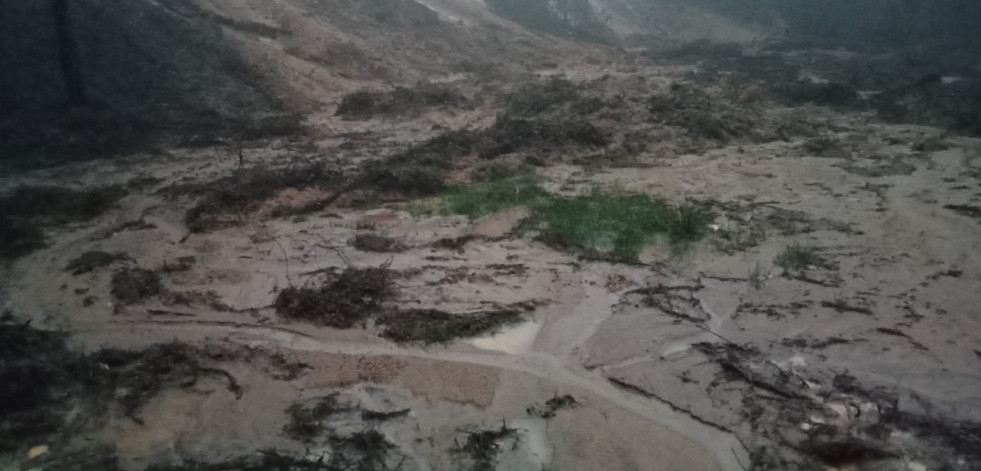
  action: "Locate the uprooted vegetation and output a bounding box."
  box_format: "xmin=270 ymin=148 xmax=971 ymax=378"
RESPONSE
xmin=284 ymin=393 xmax=411 ymax=442
xmin=0 ymin=315 xmax=303 ymax=466
xmin=691 ymin=342 xmax=981 ymax=470
xmin=503 ymin=77 xmax=583 ymax=117
xmin=417 ymin=175 xmax=714 ymax=259
xmin=280 ymin=393 xmax=410 ymax=470
xmin=327 ymin=78 xmax=608 ymax=199
xmin=453 ymin=421 xmax=520 ymax=471
xmin=174 ymin=77 xmax=616 ymax=234
xmin=351 ymin=233 xmax=407 ymax=253
xmin=87 ymin=344 xmax=246 ymax=422
xmin=278 ymin=389 xmax=537 ymax=471
xmin=945 ymin=204 xmax=981 ymax=222
xmin=274 ymin=265 xmax=531 ymax=343
xmin=482 ymin=75 xmax=820 ymax=163
xmin=177 ymin=132 xmax=465 ymax=233
xmin=326 ymin=430 xmax=403 ymax=471
xmin=527 ymin=394 xmax=578 ymax=419
xmin=0 ymin=185 xmax=126 ymax=259
xmin=0 ymin=317 xmax=76 ymax=452
xmin=658 ymin=45 xmax=981 ymax=137
xmin=110 ymin=267 xmax=164 ymax=305
xmin=872 ymin=75 xmax=981 ymax=136
xmin=283 ymin=393 xmax=349 ymax=442
xmin=275 ymin=267 xmax=396 ymax=328
xmin=479 ymin=116 xmax=608 ymax=159
xmin=376 ymin=307 xmax=525 ymax=344
xmin=181 ymin=162 xmax=340 ymax=232
xmin=65 ymin=251 xmax=132 ymax=275
xmin=335 ymin=84 xmax=469 ymax=119
xmin=647 ymin=82 xmax=766 ymax=144
xmin=359 ymin=79 xmax=605 ymax=169
xmin=143 ymin=452 xmax=364 ymax=471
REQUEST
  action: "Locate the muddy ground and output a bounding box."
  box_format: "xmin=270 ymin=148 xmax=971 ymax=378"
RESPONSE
xmin=2 ymin=1 xmax=981 ymax=471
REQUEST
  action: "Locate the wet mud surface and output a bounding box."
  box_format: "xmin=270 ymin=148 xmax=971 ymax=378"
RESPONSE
xmin=2 ymin=1 xmax=981 ymax=470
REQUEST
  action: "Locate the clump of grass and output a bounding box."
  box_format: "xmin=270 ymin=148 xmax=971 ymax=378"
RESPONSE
xmin=442 ymin=174 xmax=547 ymax=220
xmin=410 ymin=174 xmax=544 ymax=219
xmin=775 ymin=243 xmax=821 ymax=272
xmin=529 ymin=191 xmax=712 ymax=259
xmin=417 ymin=175 xmax=714 ymax=259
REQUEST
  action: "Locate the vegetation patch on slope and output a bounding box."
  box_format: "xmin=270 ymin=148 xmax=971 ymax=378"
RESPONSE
xmin=417 ymin=175 xmax=714 ymax=259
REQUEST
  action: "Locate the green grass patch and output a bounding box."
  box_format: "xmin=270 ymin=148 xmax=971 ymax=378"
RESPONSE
xmin=417 ymin=175 xmax=713 ymax=259
xmin=529 ymin=191 xmax=712 ymax=259
xmin=412 ymin=174 xmax=547 ymax=220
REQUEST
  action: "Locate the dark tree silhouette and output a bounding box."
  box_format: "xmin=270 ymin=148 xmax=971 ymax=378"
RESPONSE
xmin=52 ymin=0 xmax=86 ymax=106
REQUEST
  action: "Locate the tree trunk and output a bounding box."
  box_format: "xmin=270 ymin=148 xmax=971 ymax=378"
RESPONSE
xmin=52 ymin=0 xmax=86 ymax=106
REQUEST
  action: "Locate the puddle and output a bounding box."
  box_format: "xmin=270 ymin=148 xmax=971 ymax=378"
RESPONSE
xmin=467 ymin=320 xmax=542 ymax=354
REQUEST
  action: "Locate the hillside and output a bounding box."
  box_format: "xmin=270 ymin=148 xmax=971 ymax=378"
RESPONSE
xmin=0 ymin=0 xmax=596 ymax=169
